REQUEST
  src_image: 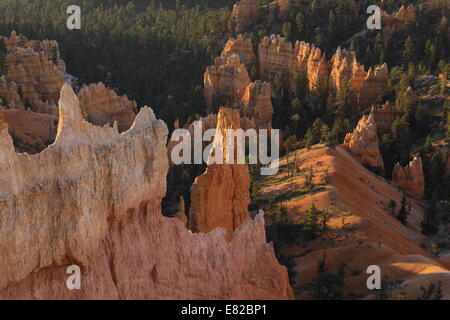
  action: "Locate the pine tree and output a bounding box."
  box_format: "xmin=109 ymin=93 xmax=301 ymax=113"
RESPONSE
xmin=282 ymin=22 xmax=292 ymax=41
xmin=302 ymin=204 xmax=321 ymax=240
xmin=305 ymin=128 xmax=314 ymax=149
xmin=403 ymin=36 xmax=415 ymax=63
xmin=397 ymin=195 xmax=410 ymax=225
xmin=406 ymin=63 xmax=416 ymax=87
xmin=320 ymin=124 xmax=330 ymax=144
xmin=424 ymin=135 xmax=434 ymax=154
xmin=295 ymin=12 xmax=305 ymax=36
xmin=388 ymin=200 xmax=397 ymax=216
xmin=421 ymin=191 xmax=439 ymax=235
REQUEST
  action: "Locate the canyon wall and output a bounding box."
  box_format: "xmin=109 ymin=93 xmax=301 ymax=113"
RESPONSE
xmin=256 ymin=36 xmax=387 ymax=108
xmin=258 ymin=35 xmax=298 ymax=84
xmin=78 ymin=82 xmax=137 ymax=132
xmin=392 ymin=157 xmax=425 ymax=199
xmin=208 ymin=35 xmax=388 ymax=116
xmin=343 ymin=113 xmax=384 ymax=170
xmin=0 ymin=84 xmax=293 ymax=300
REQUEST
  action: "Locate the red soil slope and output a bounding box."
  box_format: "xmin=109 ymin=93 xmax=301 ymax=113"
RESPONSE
xmin=258 ymin=145 xmax=450 ymax=299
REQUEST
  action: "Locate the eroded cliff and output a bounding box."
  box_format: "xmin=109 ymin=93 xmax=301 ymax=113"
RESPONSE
xmin=0 ymin=84 xmax=293 ymax=300
xmin=209 ymin=35 xmax=388 ymax=115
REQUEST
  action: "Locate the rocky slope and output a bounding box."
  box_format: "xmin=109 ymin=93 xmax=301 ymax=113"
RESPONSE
xmin=0 ymin=84 xmax=293 ymax=300
xmin=255 ymin=145 xmax=450 ymax=299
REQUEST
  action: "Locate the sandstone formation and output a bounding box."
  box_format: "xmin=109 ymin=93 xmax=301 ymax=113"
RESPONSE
xmin=328 ymin=47 xmax=388 ymax=111
xmin=219 ymin=34 xmax=256 ymax=69
xmin=258 ymin=35 xmax=297 ymax=84
xmin=0 ymin=84 xmax=293 ymax=300
xmin=240 ymin=81 xmax=274 ymax=129
xmin=382 ymin=5 xmax=417 ymax=33
xmin=188 ymin=108 xmax=251 ymax=236
xmin=392 ymin=157 xmax=425 ymax=199
xmin=294 ymin=41 xmax=329 ymax=92
xmin=229 ymin=0 xmax=259 ymax=34
xmin=204 ymin=49 xmax=273 ymax=129
xmin=78 ymin=82 xmax=137 ymax=132
xmin=356 ymin=63 xmax=389 ymax=110
xmin=2 ymin=31 xmax=66 ymax=72
xmin=222 ymin=35 xmax=386 ymax=107
xmin=306 ymin=46 xmax=330 ymax=92
xmin=204 ymin=54 xmax=251 ymax=111
xmin=0 ymin=76 xmax=23 ymax=109
xmin=208 ymin=35 xmax=388 ymax=123
xmin=370 ymin=101 xmax=400 ymax=136
xmin=297 ymin=42 xmax=388 ymax=107
xmin=257 ymin=37 xmax=331 ymax=92
xmin=343 ymin=113 xmax=384 ymax=170
xmin=329 ymin=47 xmax=361 ymax=92
xmin=0 ymin=31 xmax=66 ymax=115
